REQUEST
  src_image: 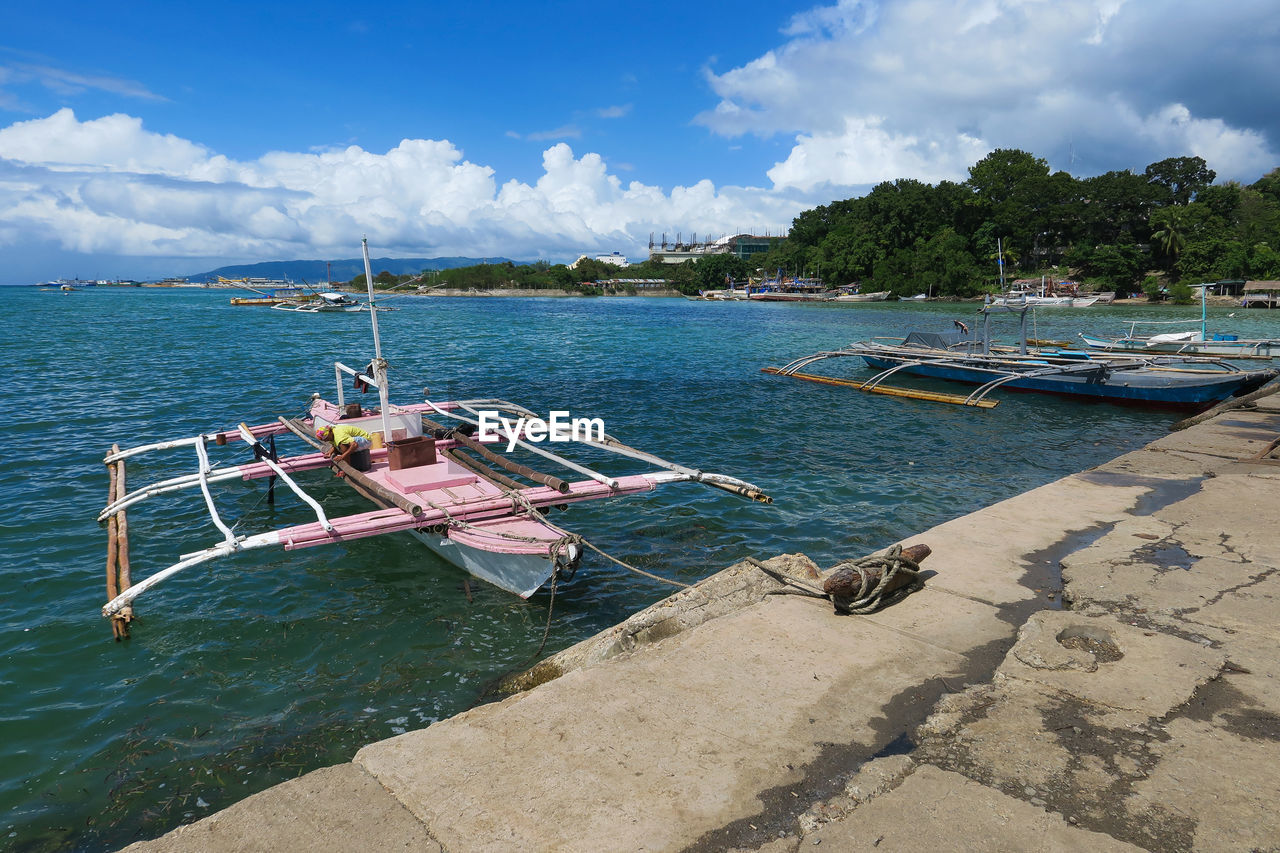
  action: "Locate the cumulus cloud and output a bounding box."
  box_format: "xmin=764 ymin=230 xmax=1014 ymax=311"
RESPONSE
xmin=699 ymin=0 xmax=1279 ymax=189
xmin=768 ymin=116 xmax=989 ymax=192
xmin=0 ymin=109 xmax=804 ymax=269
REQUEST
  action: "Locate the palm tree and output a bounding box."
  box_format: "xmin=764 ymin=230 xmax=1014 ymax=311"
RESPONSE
xmin=1151 ymin=212 xmax=1186 ymax=269
xmin=988 ymin=239 xmax=1019 ymax=288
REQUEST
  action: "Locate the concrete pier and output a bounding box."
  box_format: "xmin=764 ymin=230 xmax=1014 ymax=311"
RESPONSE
xmin=124 ymin=398 xmax=1280 ymax=852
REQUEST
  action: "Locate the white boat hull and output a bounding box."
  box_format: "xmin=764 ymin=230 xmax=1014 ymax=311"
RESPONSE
xmin=410 ymin=520 xmax=579 ymax=598
xmin=993 ymin=295 xmax=1098 ymax=307
xmin=832 ymin=291 xmax=890 ymax=302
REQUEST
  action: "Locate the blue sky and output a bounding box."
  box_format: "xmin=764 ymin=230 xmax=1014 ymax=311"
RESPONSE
xmin=1 ymin=0 xmax=1277 ymax=284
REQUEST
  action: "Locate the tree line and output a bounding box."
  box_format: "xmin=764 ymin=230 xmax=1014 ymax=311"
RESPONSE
xmin=350 ymin=149 xmax=1280 ymax=299
xmin=755 ymin=150 xmax=1280 ymax=299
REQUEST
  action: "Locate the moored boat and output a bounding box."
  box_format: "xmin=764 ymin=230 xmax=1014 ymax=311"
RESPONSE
xmin=1078 ymin=331 xmax=1280 ymax=359
xmin=98 ymin=240 xmax=770 ymax=630
xmin=768 ymin=302 xmax=1277 ymax=409
xmin=832 ymin=290 xmax=890 ymax=302
xmin=1079 ymin=286 xmax=1280 ymax=358
xmin=271 ymin=291 xmax=370 ymax=312
xmin=990 ymin=277 xmax=1099 ymax=307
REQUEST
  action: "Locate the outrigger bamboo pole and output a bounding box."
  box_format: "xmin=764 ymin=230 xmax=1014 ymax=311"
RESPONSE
xmin=761 ymin=367 xmax=1000 ymax=409
xmin=445 ymin=400 xmax=772 ymax=503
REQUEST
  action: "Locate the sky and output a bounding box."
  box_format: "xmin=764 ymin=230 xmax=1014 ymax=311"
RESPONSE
xmin=1 ymin=0 xmax=1277 ymax=284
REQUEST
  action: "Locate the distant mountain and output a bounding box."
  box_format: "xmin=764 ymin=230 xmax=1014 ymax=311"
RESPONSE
xmin=192 ymin=256 xmax=524 ymax=283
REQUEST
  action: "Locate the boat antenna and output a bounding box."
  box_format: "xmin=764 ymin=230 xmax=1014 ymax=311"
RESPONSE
xmin=361 ymin=237 xmax=393 ymax=442
xmin=1200 ymin=282 xmax=1207 ymax=341
xmin=362 ymin=237 xmax=383 ymax=361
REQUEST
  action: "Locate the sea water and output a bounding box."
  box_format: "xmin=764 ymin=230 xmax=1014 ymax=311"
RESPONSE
xmin=4 ymin=287 xmax=1268 ymax=850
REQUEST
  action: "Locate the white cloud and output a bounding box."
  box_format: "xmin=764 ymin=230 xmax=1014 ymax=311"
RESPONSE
xmin=595 ymin=104 xmax=632 ymax=119
xmin=0 ymin=109 xmax=805 ymax=271
xmin=0 ymin=60 xmax=164 ymax=108
xmin=699 ymin=0 xmax=1279 ymax=188
xmin=1129 ymin=103 xmax=1274 ymax=178
xmin=768 ymin=116 xmax=989 ymax=192
xmin=523 ymin=125 xmax=582 ymax=142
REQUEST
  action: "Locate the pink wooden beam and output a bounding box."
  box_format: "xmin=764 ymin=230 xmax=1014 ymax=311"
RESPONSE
xmin=278 ymin=474 xmax=661 ymax=550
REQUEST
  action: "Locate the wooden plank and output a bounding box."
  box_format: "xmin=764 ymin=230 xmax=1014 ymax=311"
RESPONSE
xmin=422 ymin=417 xmax=572 ymax=493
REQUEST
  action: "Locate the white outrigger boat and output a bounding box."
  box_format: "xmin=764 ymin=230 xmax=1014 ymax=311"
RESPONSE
xmin=272 ymin=291 xmax=371 ymax=312
xmin=1078 ymin=286 xmax=1280 ymax=359
xmin=100 ymin=241 xmax=769 ymax=627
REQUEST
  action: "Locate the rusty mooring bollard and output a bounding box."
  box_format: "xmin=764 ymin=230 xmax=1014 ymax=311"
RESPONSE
xmin=823 ymin=543 xmax=931 ymax=613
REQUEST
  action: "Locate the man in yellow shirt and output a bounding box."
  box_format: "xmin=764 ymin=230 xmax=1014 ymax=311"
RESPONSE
xmin=315 ymin=424 xmax=373 ymax=473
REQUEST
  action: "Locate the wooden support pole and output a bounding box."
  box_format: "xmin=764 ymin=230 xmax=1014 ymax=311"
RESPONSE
xmin=116 ymin=458 xmax=133 ymax=637
xmin=444 ymin=447 xmax=526 ymax=491
xmin=104 ymin=445 xmax=133 ymax=639
xmin=105 ymin=446 xmax=121 ymax=640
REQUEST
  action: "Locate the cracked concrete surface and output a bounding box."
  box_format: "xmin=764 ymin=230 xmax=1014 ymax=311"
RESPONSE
xmin=122 ymin=404 xmax=1280 ymax=852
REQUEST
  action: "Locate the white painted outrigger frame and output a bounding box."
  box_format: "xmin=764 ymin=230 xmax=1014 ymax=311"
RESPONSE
xmin=100 ymin=239 xmax=770 ymax=618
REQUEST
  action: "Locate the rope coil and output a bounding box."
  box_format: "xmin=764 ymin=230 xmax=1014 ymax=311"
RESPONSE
xmin=825 ymin=544 xmax=922 ymax=614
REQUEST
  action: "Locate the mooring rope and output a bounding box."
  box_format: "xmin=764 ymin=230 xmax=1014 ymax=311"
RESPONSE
xmin=824 ymin=544 xmax=921 ymax=614
xmin=577 ymin=538 xmax=692 ymax=589
xmin=532 ymin=561 xmax=561 ymax=658
xmin=743 ymin=557 xmax=828 ymax=597
xmin=747 ymin=545 xmax=922 ymax=614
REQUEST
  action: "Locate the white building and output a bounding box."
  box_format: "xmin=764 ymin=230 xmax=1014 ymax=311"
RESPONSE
xmin=571 ymin=252 xmax=629 ymax=269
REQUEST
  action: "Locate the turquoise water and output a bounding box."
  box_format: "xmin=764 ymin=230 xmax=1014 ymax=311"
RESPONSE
xmin=4 ymin=288 xmax=1273 ymax=850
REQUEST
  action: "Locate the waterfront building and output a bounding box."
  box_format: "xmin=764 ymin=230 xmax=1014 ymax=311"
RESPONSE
xmin=571 ymin=252 xmax=629 ymax=269
xmin=648 ymin=234 xmax=782 ymax=264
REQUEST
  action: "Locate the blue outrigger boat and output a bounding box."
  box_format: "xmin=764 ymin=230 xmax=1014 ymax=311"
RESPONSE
xmin=772 ymin=302 xmax=1278 ymax=410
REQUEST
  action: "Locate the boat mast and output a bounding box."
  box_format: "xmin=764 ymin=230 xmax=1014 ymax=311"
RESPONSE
xmin=1200 ymin=283 xmax=1208 ymax=340
xmin=997 ymin=237 xmax=1005 ymax=291
xmin=361 ymin=237 xmax=394 ymax=442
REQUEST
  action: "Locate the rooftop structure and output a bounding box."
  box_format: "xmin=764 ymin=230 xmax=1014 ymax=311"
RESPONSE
xmin=570 ymin=252 xmax=629 ymax=269
xmin=647 ymin=233 xmax=784 ymax=264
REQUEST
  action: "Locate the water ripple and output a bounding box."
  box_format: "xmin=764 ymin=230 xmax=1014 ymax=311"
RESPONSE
xmin=2 ymin=288 xmax=1194 ymax=850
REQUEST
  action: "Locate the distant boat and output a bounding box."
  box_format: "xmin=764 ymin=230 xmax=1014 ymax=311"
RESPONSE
xmin=694 ymin=288 xmax=749 ymax=301
xmin=230 ymin=286 xmax=314 ymax=306
xmin=991 ymin=277 xmax=1099 ymax=307
xmin=1079 ymin=286 xmax=1280 ymax=358
xmin=1078 ymin=331 xmax=1280 ymax=358
xmin=993 ymin=291 xmax=1100 ymax=307
xmin=769 ymin=301 xmax=1277 ymax=410
xmin=98 ymin=238 xmax=770 ymax=616
xmin=272 ymin=292 xmax=372 ymax=313
xmin=749 ymin=277 xmax=834 ymax=301
xmin=832 ymin=290 xmax=890 ymax=303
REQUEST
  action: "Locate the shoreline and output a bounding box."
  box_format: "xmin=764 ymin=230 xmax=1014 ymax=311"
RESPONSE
xmin=123 ymin=387 xmax=1280 ymax=852
xmin=418 ymin=287 xmax=682 ymax=298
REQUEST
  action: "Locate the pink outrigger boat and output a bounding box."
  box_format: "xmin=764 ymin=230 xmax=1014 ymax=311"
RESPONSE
xmin=100 ymin=241 xmax=770 ymax=620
